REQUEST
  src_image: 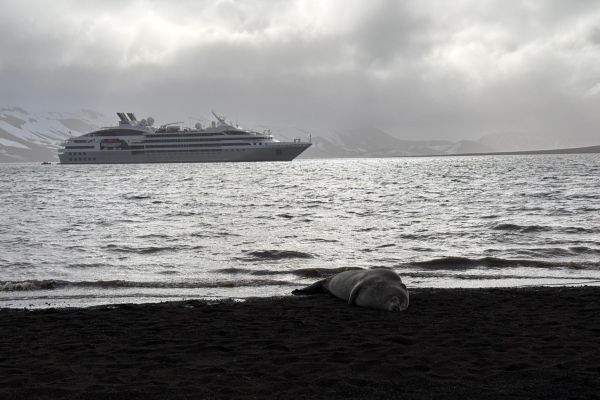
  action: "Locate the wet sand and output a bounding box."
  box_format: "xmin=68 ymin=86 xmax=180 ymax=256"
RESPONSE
xmin=1 ymin=287 xmax=599 ymax=399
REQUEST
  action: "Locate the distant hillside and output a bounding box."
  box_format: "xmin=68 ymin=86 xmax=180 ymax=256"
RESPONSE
xmin=302 ymin=127 xmax=600 ymax=159
xmin=302 ymin=127 xmax=494 ymax=158
xmin=0 ymin=107 xmax=107 ymax=162
xmin=446 ymin=145 xmax=600 ymax=157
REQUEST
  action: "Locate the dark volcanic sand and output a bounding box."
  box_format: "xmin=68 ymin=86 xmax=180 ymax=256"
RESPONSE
xmin=1 ymin=287 xmax=599 ymax=399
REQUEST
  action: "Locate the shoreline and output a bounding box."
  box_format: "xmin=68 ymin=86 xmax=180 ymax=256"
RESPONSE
xmin=2 ymin=287 xmax=599 ymax=399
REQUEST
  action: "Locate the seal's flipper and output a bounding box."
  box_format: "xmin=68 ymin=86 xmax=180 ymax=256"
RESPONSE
xmin=292 ymin=279 xmax=327 ymax=295
xmin=348 ymin=281 xmax=364 ymax=305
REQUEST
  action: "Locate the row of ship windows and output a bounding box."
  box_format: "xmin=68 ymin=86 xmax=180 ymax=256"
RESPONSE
xmin=145 ymin=142 xmax=269 ymax=147
xmin=144 ymin=138 xmax=267 ymax=143
xmin=66 ymin=144 xmax=269 ymax=152
xmin=66 ymin=147 xmax=283 ymax=159
xmin=143 ymin=149 xmax=222 ymax=153
xmin=140 ymin=148 xmax=282 ymax=154
xmin=68 ymin=152 xmax=89 ymax=155
xmin=145 ymin=143 xmax=252 ymax=148
xmin=67 ymin=148 xmax=277 ymax=156
xmin=141 ymin=148 xmax=253 ymax=153
xmin=149 ymin=131 xmax=248 ymax=137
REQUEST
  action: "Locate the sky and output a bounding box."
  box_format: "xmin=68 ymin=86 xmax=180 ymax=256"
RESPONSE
xmin=1 ymin=0 xmax=600 ymax=145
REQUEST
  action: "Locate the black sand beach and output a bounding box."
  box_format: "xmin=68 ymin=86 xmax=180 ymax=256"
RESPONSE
xmin=1 ymin=287 xmax=599 ymax=399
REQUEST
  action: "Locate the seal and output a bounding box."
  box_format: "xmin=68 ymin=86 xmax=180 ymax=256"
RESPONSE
xmin=292 ymin=268 xmax=409 ymax=312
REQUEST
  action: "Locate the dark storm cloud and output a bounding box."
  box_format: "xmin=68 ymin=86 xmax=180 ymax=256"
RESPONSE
xmin=1 ymin=0 xmax=600 ymax=146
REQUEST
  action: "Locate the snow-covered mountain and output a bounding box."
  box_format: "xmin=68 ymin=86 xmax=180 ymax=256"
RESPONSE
xmin=301 ymin=127 xmax=494 ymax=158
xmin=0 ymin=107 xmax=108 ymax=162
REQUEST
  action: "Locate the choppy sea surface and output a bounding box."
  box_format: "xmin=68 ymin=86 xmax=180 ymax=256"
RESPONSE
xmin=1 ymin=155 xmax=599 ymax=308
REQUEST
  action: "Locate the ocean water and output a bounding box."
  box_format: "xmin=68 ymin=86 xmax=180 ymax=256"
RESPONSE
xmin=1 ymin=155 xmax=599 ymax=308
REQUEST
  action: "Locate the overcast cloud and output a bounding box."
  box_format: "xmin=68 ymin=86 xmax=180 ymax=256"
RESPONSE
xmin=1 ymin=0 xmax=600 ymax=144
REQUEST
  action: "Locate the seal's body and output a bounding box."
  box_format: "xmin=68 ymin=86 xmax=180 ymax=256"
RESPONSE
xmin=293 ymin=268 xmax=409 ymax=312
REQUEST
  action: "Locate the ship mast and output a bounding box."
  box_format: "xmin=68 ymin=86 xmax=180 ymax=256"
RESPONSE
xmin=211 ymin=111 xmax=227 ymax=125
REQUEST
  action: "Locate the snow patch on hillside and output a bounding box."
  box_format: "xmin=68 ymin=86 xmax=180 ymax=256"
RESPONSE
xmin=0 ymin=107 xmax=109 ymax=162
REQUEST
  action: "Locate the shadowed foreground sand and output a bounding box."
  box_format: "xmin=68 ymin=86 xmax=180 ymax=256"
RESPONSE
xmin=1 ymin=287 xmax=599 ymax=399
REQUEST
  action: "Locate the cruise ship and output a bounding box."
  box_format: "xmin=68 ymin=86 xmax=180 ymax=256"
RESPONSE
xmin=58 ymin=112 xmax=311 ymax=164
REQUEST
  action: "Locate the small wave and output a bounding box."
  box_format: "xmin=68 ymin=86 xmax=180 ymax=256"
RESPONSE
xmin=241 ymin=250 xmax=314 ymax=260
xmin=64 ymin=263 xmax=107 ymax=269
xmin=104 ymin=244 xmax=205 ymax=254
xmin=403 ymin=271 xmax=600 ymax=281
xmin=398 ymin=233 xmax=430 ymax=240
xmin=0 ymin=279 xmax=295 ymax=292
xmin=190 ymin=231 xmax=241 ymax=238
xmin=137 ymin=233 xmax=173 ymax=239
xmin=407 ymin=257 xmax=596 ymax=270
xmin=563 ymin=227 xmax=600 ymax=234
xmin=566 ymin=193 xmax=600 ymax=200
xmin=111 ymin=219 xmax=143 ymax=224
xmin=578 ymin=207 xmax=600 ymax=212
xmin=0 ymin=280 xmax=64 ymax=291
xmin=306 ymin=238 xmax=339 ymax=243
xmin=291 ymin=267 xmax=363 ymax=278
xmin=122 ymin=194 xmax=151 ymax=200
xmin=515 ymin=247 xmax=600 ymax=257
xmin=276 ymin=213 xmax=295 ymax=219
xmin=215 ymin=266 xmax=362 ymax=278
xmin=355 ymin=227 xmax=377 ymax=232
xmin=492 ymin=223 xmax=550 ymax=233
xmin=165 ymin=211 xmax=198 ymax=217
xmin=569 ymin=246 xmax=600 ymax=255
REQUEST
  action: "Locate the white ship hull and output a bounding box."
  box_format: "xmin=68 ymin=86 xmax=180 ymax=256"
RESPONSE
xmin=59 ymin=142 xmax=310 ymax=164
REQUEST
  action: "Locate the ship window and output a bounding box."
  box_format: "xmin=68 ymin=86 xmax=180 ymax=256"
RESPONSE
xmin=91 ymin=129 xmax=144 ymax=137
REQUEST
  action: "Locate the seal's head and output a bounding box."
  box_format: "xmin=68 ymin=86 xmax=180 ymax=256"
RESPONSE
xmin=351 ymin=276 xmax=410 ymax=312
xmin=387 ymin=291 xmax=409 ymax=312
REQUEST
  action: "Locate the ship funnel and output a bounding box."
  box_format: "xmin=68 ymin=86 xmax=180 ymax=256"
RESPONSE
xmin=127 ymin=113 xmax=137 ymax=122
xmin=116 ymin=112 xmax=129 ymax=123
